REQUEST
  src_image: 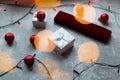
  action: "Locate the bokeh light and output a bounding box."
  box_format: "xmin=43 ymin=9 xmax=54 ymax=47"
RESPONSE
xmin=74 ymin=4 xmax=96 ymax=24
xmin=34 ymin=0 xmax=61 ymax=10
xmin=37 ymin=59 xmax=72 ymax=80
xmin=78 ymin=41 xmax=99 ymax=63
xmin=50 ymin=69 xmax=72 ymax=80
xmin=34 ymin=29 xmax=56 ymax=53
xmin=0 ymin=52 xmax=15 ymax=72
xmin=37 ymin=59 xmax=59 ymax=77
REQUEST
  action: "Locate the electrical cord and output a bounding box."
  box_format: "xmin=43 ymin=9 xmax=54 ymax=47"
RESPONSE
xmin=0 ymin=4 xmax=34 ymax=29
xmin=0 ymin=2 xmax=120 ymax=29
xmin=0 ymin=59 xmax=24 ymax=77
xmin=0 ymin=54 xmax=52 ymax=80
xmin=73 ymin=62 xmax=120 ymax=80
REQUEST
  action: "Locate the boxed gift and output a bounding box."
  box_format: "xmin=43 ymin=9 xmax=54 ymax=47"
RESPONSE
xmin=32 ymin=12 xmax=46 ymax=29
xmin=49 ymin=28 xmax=75 ymax=54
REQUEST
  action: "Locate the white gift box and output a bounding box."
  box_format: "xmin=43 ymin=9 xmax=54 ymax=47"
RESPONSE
xmin=32 ymin=13 xmax=46 ymax=29
xmin=49 ymin=28 xmax=75 ymax=54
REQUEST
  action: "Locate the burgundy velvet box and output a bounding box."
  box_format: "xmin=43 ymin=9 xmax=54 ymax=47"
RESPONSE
xmin=54 ymin=11 xmax=112 ymax=43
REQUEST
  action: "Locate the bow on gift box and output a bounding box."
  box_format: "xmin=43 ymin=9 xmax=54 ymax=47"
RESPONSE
xmin=55 ymin=33 xmax=69 ymax=42
xmin=53 ymin=32 xmax=69 ymax=48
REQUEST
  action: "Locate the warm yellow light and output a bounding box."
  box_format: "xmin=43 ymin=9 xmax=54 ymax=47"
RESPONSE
xmin=18 ymin=21 xmax=23 ymax=28
xmin=30 ymin=12 xmax=35 ymax=16
xmin=74 ymin=4 xmax=96 ymax=24
xmin=37 ymin=59 xmax=59 ymax=77
xmin=34 ymin=30 xmax=56 ymax=53
xmin=78 ymin=41 xmax=99 ymax=63
xmin=50 ymin=69 xmax=72 ymax=80
xmin=37 ymin=59 xmax=72 ymax=80
xmin=0 ymin=52 xmax=15 ymax=72
xmin=34 ymin=0 xmax=61 ymax=10
xmin=72 ymin=2 xmax=77 ymax=6
xmin=53 ymin=8 xmax=59 ymax=13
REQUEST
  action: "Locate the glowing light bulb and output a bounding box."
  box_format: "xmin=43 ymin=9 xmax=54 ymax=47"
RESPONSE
xmin=18 ymin=21 xmax=23 ymax=27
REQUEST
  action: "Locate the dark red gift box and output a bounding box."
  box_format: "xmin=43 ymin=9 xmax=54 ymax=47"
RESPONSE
xmin=54 ymin=11 xmax=112 ymax=43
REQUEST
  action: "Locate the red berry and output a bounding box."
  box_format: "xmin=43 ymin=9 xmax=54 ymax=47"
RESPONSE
xmin=30 ymin=35 xmax=36 ymax=46
xmin=99 ymin=13 xmax=109 ymax=23
xmin=36 ymin=11 xmax=46 ymax=22
xmin=4 ymin=33 xmax=15 ymax=44
xmin=24 ymin=55 xmax=35 ymax=70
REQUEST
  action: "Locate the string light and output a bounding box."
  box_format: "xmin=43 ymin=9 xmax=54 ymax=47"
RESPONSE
xmin=0 ymin=53 xmax=52 ymax=80
xmin=29 ymin=12 xmax=35 ymax=16
xmin=18 ymin=21 xmax=23 ymax=27
xmin=72 ymin=2 xmax=77 ymax=6
xmin=0 ymin=4 xmax=34 ymax=29
xmin=53 ymin=8 xmax=59 ymax=13
xmin=73 ymin=62 xmax=120 ymax=80
xmin=108 ymin=2 xmax=111 ymax=11
xmin=0 ymin=1 xmax=120 ymax=29
xmin=0 ymin=1 xmax=120 ymax=80
xmin=0 ymin=59 xmax=23 ymax=77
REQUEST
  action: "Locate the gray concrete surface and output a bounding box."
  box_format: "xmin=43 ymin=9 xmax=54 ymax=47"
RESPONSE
xmin=0 ymin=0 xmax=120 ymax=80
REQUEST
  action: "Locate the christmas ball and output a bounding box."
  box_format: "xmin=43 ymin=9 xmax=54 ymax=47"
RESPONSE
xmin=24 ymin=55 xmax=35 ymax=70
xmin=36 ymin=11 xmax=46 ymax=22
xmin=99 ymin=13 xmax=109 ymax=23
xmin=30 ymin=35 xmax=36 ymax=46
xmin=4 ymin=33 xmax=15 ymax=44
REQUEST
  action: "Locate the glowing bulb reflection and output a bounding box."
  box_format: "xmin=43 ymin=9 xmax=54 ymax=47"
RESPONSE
xmin=74 ymin=4 xmax=96 ymax=24
xmin=34 ymin=30 xmax=56 ymax=53
xmin=0 ymin=52 xmax=15 ymax=72
xmin=78 ymin=41 xmax=99 ymax=63
xmin=34 ymin=0 xmax=61 ymax=10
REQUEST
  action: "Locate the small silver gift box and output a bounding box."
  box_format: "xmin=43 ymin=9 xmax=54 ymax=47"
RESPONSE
xmin=49 ymin=28 xmax=75 ymax=54
xmin=32 ymin=13 xmax=46 ymax=29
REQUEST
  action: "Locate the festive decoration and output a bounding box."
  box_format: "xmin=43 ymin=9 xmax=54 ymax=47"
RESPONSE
xmin=24 ymin=55 xmax=35 ymax=70
xmin=36 ymin=11 xmax=46 ymax=22
xmin=4 ymin=33 xmax=15 ymax=44
xmin=0 ymin=1 xmax=120 ymax=80
xmin=99 ymin=13 xmax=109 ymax=23
xmin=0 ymin=54 xmax=52 ymax=80
xmin=30 ymin=34 xmax=36 ymax=46
xmin=0 ymin=2 xmax=120 ymax=29
xmin=49 ymin=28 xmax=75 ymax=54
xmin=54 ymin=11 xmax=112 ymax=43
xmin=18 ymin=21 xmax=23 ymax=27
xmin=74 ymin=4 xmax=96 ymax=24
xmin=0 ymin=5 xmax=34 ymax=28
xmin=32 ymin=12 xmax=46 ymax=28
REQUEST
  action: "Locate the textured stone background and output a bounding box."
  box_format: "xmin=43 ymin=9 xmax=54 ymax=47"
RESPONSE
xmin=0 ymin=0 xmax=120 ymax=80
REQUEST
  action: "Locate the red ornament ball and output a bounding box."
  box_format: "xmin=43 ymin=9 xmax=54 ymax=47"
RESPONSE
xmin=30 ymin=34 xmax=36 ymax=46
xmin=24 ymin=55 xmax=35 ymax=70
xmin=36 ymin=11 xmax=46 ymax=22
xmin=4 ymin=33 xmax=15 ymax=44
xmin=99 ymin=13 xmax=109 ymax=23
